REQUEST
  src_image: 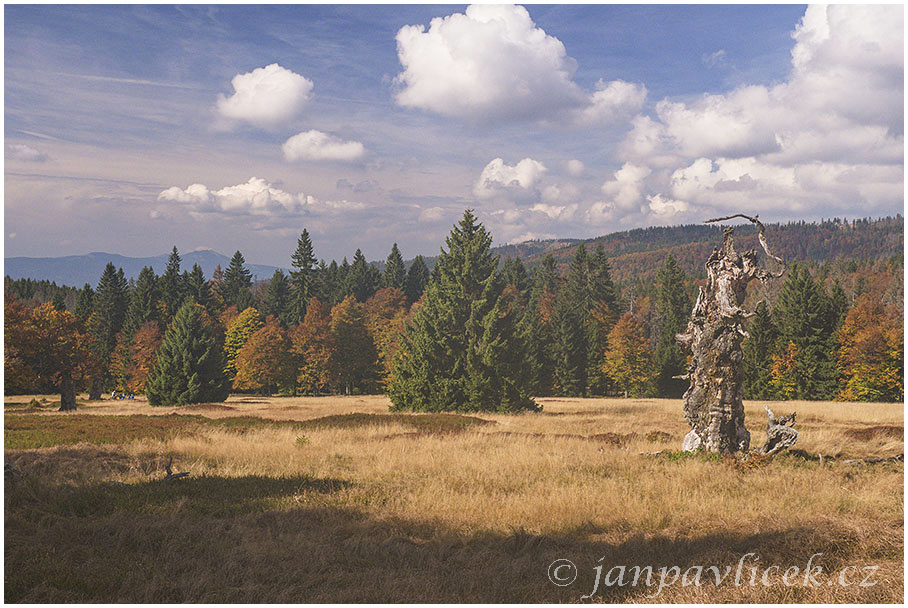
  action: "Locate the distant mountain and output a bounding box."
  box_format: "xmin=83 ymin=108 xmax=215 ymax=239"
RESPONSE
xmin=4 ymin=249 xmax=286 ymax=287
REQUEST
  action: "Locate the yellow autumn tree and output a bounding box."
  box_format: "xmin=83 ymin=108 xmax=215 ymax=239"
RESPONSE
xmin=603 ymin=312 xmax=656 ymax=397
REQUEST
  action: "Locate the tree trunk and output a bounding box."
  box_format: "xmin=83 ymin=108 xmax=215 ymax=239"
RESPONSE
xmin=88 ymin=378 xmax=103 ymax=401
xmin=677 ymin=215 xmax=785 ymax=454
xmin=59 ymin=372 xmax=77 ymax=411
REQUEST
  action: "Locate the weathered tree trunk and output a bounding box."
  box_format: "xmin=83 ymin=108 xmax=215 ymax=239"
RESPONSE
xmin=760 ymin=405 xmax=798 ymax=455
xmin=677 ymin=215 xmax=784 ymax=454
xmin=59 ymin=372 xmax=77 ymax=411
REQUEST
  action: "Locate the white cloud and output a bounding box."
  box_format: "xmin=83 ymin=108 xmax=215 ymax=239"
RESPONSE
xmin=7 ymin=143 xmax=47 ymax=162
xmin=158 ymin=177 xmax=364 ymax=217
xmin=474 ymin=157 xmax=547 ymax=200
xmin=394 ymin=4 xmax=644 ymax=124
xmin=216 ymin=64 xmax=313 ymax=128
xmin=417 ymin=206 xmax=446 ymax=223
xmin=607 ymin=4 xmax=903 ymax=227
xmin=565 ymin=159 xmax=585 ymax=177
xmin=282 ymin=130 xmax=365 ymax=162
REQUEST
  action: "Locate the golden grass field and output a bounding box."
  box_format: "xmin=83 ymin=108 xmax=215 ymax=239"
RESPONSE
xmin=4 ymin=393 xmax=904 ymax=602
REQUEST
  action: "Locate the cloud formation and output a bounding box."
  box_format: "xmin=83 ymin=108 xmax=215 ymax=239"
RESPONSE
xmin=158 ymin=177 xmax=364 ymax=217
xmin=394 ymin=4 xmax=645 ymax=124
xmin=598 ymin=4 xmax=904 ymax=228
xmin=7 ymin=143 xmax=48 ymax=162
xmin=216 ymin=64 xmax=313 ymax=128
xmin=283 ymin=130 xmax=365 ymax=162
xmin=473 ymin=157 xmax=547 ymax=201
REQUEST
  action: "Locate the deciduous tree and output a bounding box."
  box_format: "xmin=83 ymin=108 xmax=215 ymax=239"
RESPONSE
xmin=233 ymin=317 xmax=295 ymax=395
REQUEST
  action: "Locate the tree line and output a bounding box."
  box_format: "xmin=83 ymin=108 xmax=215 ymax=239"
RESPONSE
xmin=5 ymin=211 xmax=903 ymax=411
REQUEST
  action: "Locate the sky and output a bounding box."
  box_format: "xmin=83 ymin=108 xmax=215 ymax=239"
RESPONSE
xmin=4 ymin=3 xmax=904 ymax=267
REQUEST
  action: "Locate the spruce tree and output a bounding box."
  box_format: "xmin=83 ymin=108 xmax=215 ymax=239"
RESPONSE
xmin=774 ymin=263 xmax=837 ymax=399
xmin=653 ymin=255 xmax=691 ymax=397
xmin=222 ymin=250 xmax=253 ymax=310
xmin=382 ymin=243 xmax=407 ymax=291
xmin=743 ymin=301 xmax=779 ymax=399
xmin=346 ymin=249 xmax=379 ymax=302
xmin=184 ymin=263 xmax=211 ymax=311
xmin=87 ymin=263 xmax=129 ymax=397
xmin=389 ymin=210 xmax=537 ymax=412
xmin=145 ymin=299 xmax=230 ymax=405
xmin=336 ymin=258 xmax=351 ymax=302
xmin=289 ymin=230 xmax=317 ymax=324
xmin=124 ymin=266 xmax=160 ymax=335
xmin=405 ymin=255 xmax=430 ymax=303
xmin=158 ymin=246 xmax=184 ymax=323
xmin=74 ymin=283 xmax=94 ymax=325
xmin=586 ymin=244 xmax=619 ymax=395
xmin=263 ymin=269 xmax=291 ymax=326
xmin=51 ymin=290 xmax=67 ymax=311
xmin=501 ymin=256 xmax=530 ymax=296
xmin=553 ymin=245 xmax=590 ymax=395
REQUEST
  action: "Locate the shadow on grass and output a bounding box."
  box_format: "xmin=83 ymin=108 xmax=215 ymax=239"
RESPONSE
xmin=6 ymin=486 xmax=901 ymax=603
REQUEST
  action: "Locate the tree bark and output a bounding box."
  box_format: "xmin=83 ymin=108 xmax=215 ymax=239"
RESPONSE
xmin=677 ymin=215 xmax=784 ymax=454
xmin=88 ymin=378 xmax=103 ymax=401
xmin=59 ymin=372 xmax=77 ymax=411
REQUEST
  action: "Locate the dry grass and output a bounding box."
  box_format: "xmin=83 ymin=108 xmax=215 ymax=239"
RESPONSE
xmin=4 ymin=395 xmax=903 ymax=602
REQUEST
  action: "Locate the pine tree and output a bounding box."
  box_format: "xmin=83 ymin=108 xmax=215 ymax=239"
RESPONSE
xmin=389 ymin=210 xmax=537 ymax=412
xmin=223 ymin=307 xmax=264 ymax=380
xmin=124 ymin=266 xmax=160 ymax=336
xmin=774 ymin=263 xmax=838 ymax=399
xmin=74 ymin=283 xmax=94 ymax=325
xmin=347 ymin=249 xmax=380 ymax=302
xmin=653 ymin=255 xmax=691 ymax=397
xmin=146 ymin=299 xmax=230 ymax=406
xmin=383 ymin=243 xmax=406 ymax=291
xmin=405 ymin=255 xmax=430 ymax=303
xmin=289 ymin=230 xmax=317 ymax=324
xmin=184 ymin=263 xmax=211 ymax=311
xmin=743 ymin=301 xmax=779 ymax=399
xmin=553 ymin=245 xmax=590 ymax=395
xmin=158 ymin=246 xmax=184 ymax=323
xmin=263 ymin=269 xmax=291 ymax=326
xmin=86 ymin=263 xmax=129 ymax=397
xmin=222 ymin=250 xmax=253 ymax=310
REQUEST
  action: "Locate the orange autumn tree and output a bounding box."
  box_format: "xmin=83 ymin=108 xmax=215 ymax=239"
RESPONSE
xmin=233 ymin=316 xmax=295 ymax=395
xmin=837 ymin=295 xmax=903 ymax=402
xmin=603 ymin=312 xmax=656 ymax=398
xmin=290 ymin=298 xmax=336 ymax=395
xmin=5 ymin=300 xmax=96 ymax=410
xmin=364 ymin=287 xmax=409 ymax=389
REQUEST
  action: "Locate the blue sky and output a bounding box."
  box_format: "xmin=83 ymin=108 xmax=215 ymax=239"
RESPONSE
xmin=4 ymin=4 xmax=903 ymax=267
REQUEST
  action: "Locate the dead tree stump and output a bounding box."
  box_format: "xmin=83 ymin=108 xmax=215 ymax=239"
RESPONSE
xmin=760 ymin=405 xmax=799 ymax=455
xmin=677 ymin=214 xmax=784 ymax=454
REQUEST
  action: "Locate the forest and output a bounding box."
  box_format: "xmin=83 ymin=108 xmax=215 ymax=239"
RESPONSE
xmin=4 ymin=212 xmax=903 ymax=409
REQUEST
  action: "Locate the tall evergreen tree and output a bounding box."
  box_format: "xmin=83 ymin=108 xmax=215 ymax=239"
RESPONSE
xmin=158 ymin=246 xmax=184 ymax=323
xmin=329 ymin=295 xmax=380 ymax=395
xmin=74 ymin=283 xmax=94 ymax=325
xmin=405 ymin=255 xmax=430 ymax=303
xmin=86 ymin=263 xmax=129 ymax=397
xmin=263 ymin=269 xmax=291 ymax=326
xmin=553 ymin=245 xmax=590 ymax=395
xmin=145 ymin=299 xmax=230 ymax=405
xmin=336 ymin=258 xmax=351 ymax=302
xmin=389 ymin=210 xmax=537 ymax=413
xmin=51 ymin=290 xmax=67 ymax=311
xmin=743 ymin=301 xmax=779 ymax=399
xmin=222 ymin=250 xmax=253 ymax=310
xmin=289 ymin=230 xmax=317 ymax=324
xmin=653 ymin=255 xmax=691 ymax=397
xmin=124 ymin=266 xmax=160 ymax=335
xmin=586 ymin=244 xmax=619 ymax=395
xmin=383 ymin=243 xmax=406 ymax=291
xmin=184 ymin=263 xmax=211 ymax=311
xmin=773 ymin=263 xmax=838 ymax=399
xmin=501 ymin=257 xmax=530 ymax=296
xmin=346 ymin=249 xmax=380 ymax=302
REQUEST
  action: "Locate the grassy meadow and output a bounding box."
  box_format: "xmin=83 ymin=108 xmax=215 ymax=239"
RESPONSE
xmin=4 ymin=394 xmax=904 ymax=602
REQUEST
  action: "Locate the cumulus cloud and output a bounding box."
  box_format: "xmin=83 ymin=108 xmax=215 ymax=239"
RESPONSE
xmin=282 ymin=130 xmax=365 ymax=162
xmin=417 ymin=206 xmax=446 ymax=223
xmin=7 ymin=143 xmax=47 ymax=162
xmin=394 ymin=4 xmax=645 ymax=124
xmin=158 ymin=177 xmax=364 ymax=217
xmin=565 ymin=159 xmax=585 ymax=177
xmin=605 ymin=4 xmax=903 ymax=227
xmin=473 ymin=157 xmax=547 ymax=201
xmin=216 ymin=64 xmax=313 ymax=128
